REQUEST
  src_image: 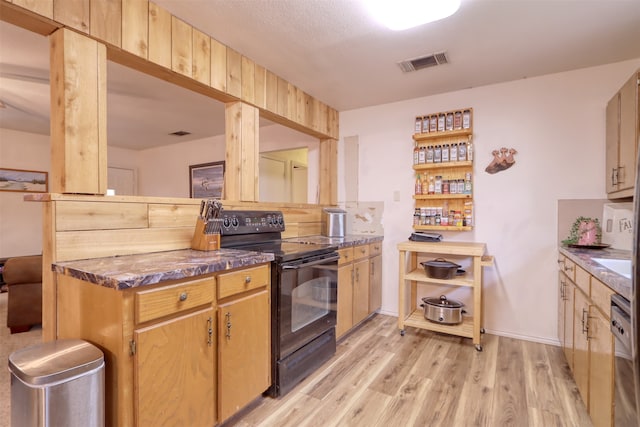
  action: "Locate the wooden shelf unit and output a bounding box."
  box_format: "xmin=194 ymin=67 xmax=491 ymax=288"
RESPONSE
xmin=397 ymin=240 xmax=493 ymax=351
xmin=412 ymin=109 xmax=474 ymax=231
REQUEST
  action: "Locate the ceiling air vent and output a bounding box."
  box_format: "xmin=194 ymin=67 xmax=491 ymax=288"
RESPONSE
xmin=169 ymin=130 xmax=191 ymax=136
xmin=398 ymin=51 xmax=449 ymax=73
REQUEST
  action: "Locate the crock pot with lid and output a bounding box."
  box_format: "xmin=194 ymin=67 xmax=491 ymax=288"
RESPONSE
xmin=420 ymin=295 xmax=465 ymax=325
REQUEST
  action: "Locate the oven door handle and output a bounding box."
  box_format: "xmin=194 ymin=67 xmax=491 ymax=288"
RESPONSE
xmin=281 ymin=254 xmax=340 ymax=270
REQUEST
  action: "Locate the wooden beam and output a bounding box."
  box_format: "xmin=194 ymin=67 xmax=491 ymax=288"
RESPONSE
xmin=319 ymin=138 xmax=338 ymax=205
xmin=50 ymin=28 xmax=107 ymax=194
xmin=225 ymin=102 xmax=259 ymax=201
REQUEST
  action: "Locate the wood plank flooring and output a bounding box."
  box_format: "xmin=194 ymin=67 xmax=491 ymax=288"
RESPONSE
xmin=229 ymin=314 xmax=592 ymax=427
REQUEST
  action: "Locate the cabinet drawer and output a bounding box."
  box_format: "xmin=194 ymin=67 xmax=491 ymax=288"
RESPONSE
xmin=369 ymin=241 xmax=382 ymax=257
xmin=135 ymin=277 xmax=214 ymax=324
xmin=353 ymin=244 xmax=370 ymax=260
xmin=338 ymin=247 xmax=354 ymax=265
xmin=591 ymin=277 xmax=614 ymax=317
xmin=218 ymin=264 xmax=270 ymax=299
xmin=574 ymin=265 xmax=591 ymax=296
xmin=561 ymin=257 xmax=576 ymax=281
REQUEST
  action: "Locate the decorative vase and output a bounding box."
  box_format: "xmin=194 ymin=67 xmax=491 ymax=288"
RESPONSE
xmin=577 ymin=220 xmax=598 ymax=245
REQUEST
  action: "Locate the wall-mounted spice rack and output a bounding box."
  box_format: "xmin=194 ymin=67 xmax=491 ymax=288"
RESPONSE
xmin=412 ymin=108 xmax=474 ymax=231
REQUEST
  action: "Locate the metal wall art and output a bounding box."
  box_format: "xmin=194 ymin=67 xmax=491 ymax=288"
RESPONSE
xmin=485 ymin=147 xmax=517 ymax=174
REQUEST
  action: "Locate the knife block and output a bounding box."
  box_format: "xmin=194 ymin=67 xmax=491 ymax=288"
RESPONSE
xmin=191 ymin=218 xmax=220 ymax=251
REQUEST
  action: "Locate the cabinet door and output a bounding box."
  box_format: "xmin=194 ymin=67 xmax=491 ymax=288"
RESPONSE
xmin=353 ymin=258 xmax=370 ymax=325
xmin=218 ymin=290 xmax=270 ymax=422
xmin=605 ymin=92 xmax=620 ymax=193
xmin=618 ymin=72 xmax=638 ymax=192
xmin=588 ymin=307 xmax=614 ymax=427
xmin=336 ymin=263 xmax=353 ymax=338
xmin=134 ymin=307 xmax=215 ymax=427
xmin=573 ymin=288 xmax=590 ymax=407
xmin=563 ymin=276 xmax=575 ymax=370
xmin=558 ymin=271 xmax=566 ymax=351
xmin=369 ymin=254 xmax=382 ymax=314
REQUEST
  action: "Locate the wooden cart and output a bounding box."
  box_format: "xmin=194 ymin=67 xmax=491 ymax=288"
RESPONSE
xmin=397 ymin=241 xmax=493 ymax=351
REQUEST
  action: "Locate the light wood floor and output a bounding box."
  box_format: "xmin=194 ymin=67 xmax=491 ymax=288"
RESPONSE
xmin=230 ymin=314 xmax=593 ymax=427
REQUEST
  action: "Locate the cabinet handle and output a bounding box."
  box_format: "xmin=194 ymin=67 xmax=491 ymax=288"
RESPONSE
xmin=617 ymin=165 xmax=625 ymax=184
xmin=245 ymin=276 xmax=252 ymax=284
xmin=581 ymin=308 xmax=589 ymax=334
xmin=560 ymin=281 xmax=565 ymax=299
xmin=179 ymin=292 xmax=188 ymax=302
xmin=611 ymin=168 xmax=618 ymax=186
xmin=564 ymin=265 xmax=573 ymax=273
xmin=207 ymin=317 xmax=213 ymax=346
xmin=225 ymin=312 xmax=232 ymax=339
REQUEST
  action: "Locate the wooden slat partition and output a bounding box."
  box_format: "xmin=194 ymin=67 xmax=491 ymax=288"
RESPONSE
xmin=2 ymin=0 xmax=339 ymax=139
xmin=31 ymin=193 xmax=325 ymax=339
xmin=33 ymin=194 xmax=326 ymax=261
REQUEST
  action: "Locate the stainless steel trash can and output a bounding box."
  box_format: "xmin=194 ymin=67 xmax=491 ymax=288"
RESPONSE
xmin=9 ymin=339 xmax=105 ymax=427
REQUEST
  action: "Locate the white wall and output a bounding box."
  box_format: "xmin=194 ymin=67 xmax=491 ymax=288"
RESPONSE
xmin=339 ymin=59 xmax=640 ymax=344
xmin=137 ymin=123 xmax=319 ymax=200
xmin=0 ymin=128 xmax=49 ymax=257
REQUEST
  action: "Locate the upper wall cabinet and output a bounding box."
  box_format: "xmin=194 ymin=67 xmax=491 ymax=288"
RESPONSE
xmin=606 ymin=70 xmax=639 ymax=199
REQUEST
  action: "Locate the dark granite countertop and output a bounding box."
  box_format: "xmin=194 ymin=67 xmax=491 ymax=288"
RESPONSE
xmin=284 ymin=234 xmax=383 ymax=248
xmin=53 ymin=249 xmax=275 ymax=290
xmin=559 ymin=246 xmax=632 ymax=300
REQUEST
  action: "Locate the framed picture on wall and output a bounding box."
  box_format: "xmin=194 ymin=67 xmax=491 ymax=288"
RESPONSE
xmin=189 ymin=161 xmax=225 ymax=198
xmin=0 ymin=168 xmax=48 ymax=193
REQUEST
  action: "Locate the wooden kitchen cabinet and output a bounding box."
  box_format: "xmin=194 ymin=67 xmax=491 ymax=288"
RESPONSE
xmin=369 ymin=241 xmax=383 ymax=313
xmin=397 ymin=241 xmax=493 ymax=351
xmin=557 ymin=252 xmax=615 ymax=427
xmin=605 ymin=70 xmax=639 ymax=198
xmin=336 ymin=247 xmax=354 ymax=338
xmin=55 ymin=262 xmax=272 ymax=427
xmin=134 ymin=307 xmax=215 ymax=427
xmin=557 ymin=254 xmax=576 ymax=370
xmin=336 ymin=242 xmax=382 ymax=339
xmin=573 ymin=287 xmax=590 ymax=403
xmin=218 ymin=290 xmax=270 ymax=422
xmin=217 ymin=265 xmax=271 ymax=423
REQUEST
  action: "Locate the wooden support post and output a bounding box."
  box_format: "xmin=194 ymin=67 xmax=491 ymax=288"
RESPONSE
xmin=319 ymin=138 xmax=338 ymax=205
xmin=50 ymin=27 xmax=107 ymax=195
xmin=225 ymin=102 xmax=259 ymax=201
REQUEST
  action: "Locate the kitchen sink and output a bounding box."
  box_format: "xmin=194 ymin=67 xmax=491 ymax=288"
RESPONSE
xmin=592 ymin=258 xmax=632 ymax=279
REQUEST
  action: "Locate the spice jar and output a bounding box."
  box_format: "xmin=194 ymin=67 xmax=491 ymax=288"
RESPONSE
xmin=429 ymin=115 xmax=438 ymax=132
xmin=437 ymin=113 xmax=445 ymax=132
xmin=445 ymin=112 xmax=453 ymax=131
xmin=415 ymin=117 xmax=423 ymax=133
xmin=463 ymin=109 xmax=471 ymax=129
xmin=434 ymin=145 xmax=442 ymax=163
xmin=458 ymin=141 xmax=467 ymax=161
xmin=421 ymin=116 xmax=429 ymax=133
xmin=442 ymin=144 xmax=449 ymax=162
xmin=450 ymin=143 xmax=458 ymax=162
xmin=453 ymin=111 xmax=462 ymax=130
xmin=426 ymin=145 xmax=434 ymax=163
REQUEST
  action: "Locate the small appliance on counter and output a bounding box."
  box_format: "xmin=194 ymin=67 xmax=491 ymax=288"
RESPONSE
xmin=322 ymin=208 xmax=346 ymax=237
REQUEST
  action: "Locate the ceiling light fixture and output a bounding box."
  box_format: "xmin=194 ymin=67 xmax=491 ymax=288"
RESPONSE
xmin=363 ymin=0 xmax=461 ymax=31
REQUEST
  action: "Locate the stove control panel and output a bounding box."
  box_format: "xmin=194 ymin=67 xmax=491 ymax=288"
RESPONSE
xmin=220 ymin=210 xmax=285 ymax=234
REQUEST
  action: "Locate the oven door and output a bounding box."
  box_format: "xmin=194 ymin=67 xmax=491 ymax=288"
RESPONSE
xmin=277 ymin=252 xmax=339 ymax=359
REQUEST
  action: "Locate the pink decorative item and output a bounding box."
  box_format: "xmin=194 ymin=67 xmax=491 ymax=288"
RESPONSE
xmin=577 ymin=220 xmax=598 ymax=245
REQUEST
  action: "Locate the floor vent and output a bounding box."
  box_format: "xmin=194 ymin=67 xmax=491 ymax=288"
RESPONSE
xmin=398 ymin=51 xmax=449 ymax=73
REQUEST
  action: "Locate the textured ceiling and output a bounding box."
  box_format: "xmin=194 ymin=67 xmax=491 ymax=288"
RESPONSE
xmin=1 ymin=0 xmax=639 ymax=149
